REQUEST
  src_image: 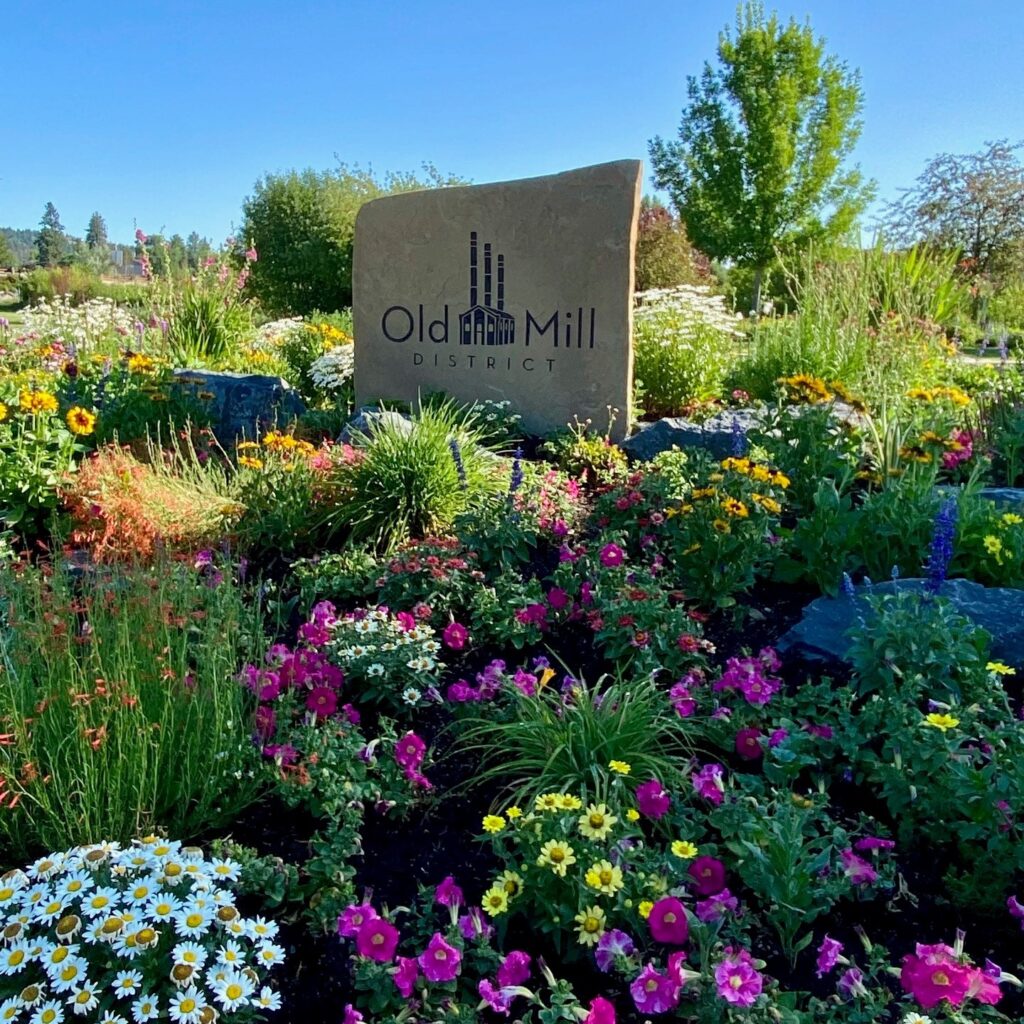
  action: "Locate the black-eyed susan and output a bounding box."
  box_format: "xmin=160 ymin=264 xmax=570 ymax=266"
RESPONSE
xmin=65 ymin=407 xmax=96 ymax=436
xmin=19 ymin=390 xmax=58 ymax=415
xmin=721 ymin=498 xmax=748 ymax=518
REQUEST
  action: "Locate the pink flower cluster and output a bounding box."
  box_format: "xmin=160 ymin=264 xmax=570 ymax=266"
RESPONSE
xmin=941 ymin=429 xmax=975 ymax=471
xmin=692 ymin=763 xmax=726 ymax=805
xmin=394 ymin=731 xmax=432 ymax=789
xmin=712 ymin=648 xmax=782 ymax=706
xmin=900 ymin=942 xmax=1001 ymax=1010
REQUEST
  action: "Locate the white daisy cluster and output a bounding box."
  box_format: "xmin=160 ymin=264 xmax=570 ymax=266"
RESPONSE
xmin=327 ymin=608 xmax=441 ymax=707
xmin=0 ymin=838 xmax=284 ymax=1023
xmin=21 ymin=298 xmax=139 ymax=354
xmin=308 ymin=346 xmax=355 ymax=393
xmin=634 ymin=285 xmax=745 ymax=342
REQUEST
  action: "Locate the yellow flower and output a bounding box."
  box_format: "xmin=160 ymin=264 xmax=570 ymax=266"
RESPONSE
xmin=637 ymin=900 xmax=653 ymax=919
xmin=537 ymin=840 xmax=576 ymax=876
xmin=573 ymin=905 xmax=606 ymax=946
xmin=496 ymin=870 xmax=523 ymax=899
xmin=983 ymin=535 xmax=1003 ymax=555
xmin=608 ymin=760 xmax=631 ymax=775
xmin=238 ymin=456 xmax=264 ymax=470
xmin=752 ymin=494 xmax=782 ymax=515
xmin=0 ymin=402 xmax=7 ymax=422
xmin=721 ymin=497 xmax=749 ymax=518
xmin=671 ymin=840 xmax=698 ymax=859
xmin=682 ymin=543 xmax=700 ymax=555
xmin=19 ymin=390 xmax=59 ymax=415
xmin=712 ymin=518 xmax=731 ymax=534
xmin=481 ymin=885 xmax=509 ymax=916
xmin=578 ymin=803 xmax=618 ymax=841
xmin=535 ymin=793 xmax=562 ymax=812
xmin=768 ymin=469 xmax=791 ymax=489
xmin=65 ymin=407 xmax=96 ymax=436
xmin=626 ymin=809 xmax=640 ymax=822
xmin=236 ymin=441 xmax=260 ymax=451
xmin=1001 ymin=513 xmax=1023 ymax=526
xmin=127 ymin=353 xmax=156 ymax=374
xmin=986 ymin=661 xmax=1016 ymax=676
xmin=584 ymin=861 xmax=624 ymax=896
xmin=691 ymin=487 xmax=717 ymax=500
xmin=750 ymin=464 xmax=772 ymax=483
xmin=557 ymin=794 xmax=583 ymax=811
xmin=506 ymin=806 xmax=523 ymax=819
xmin=482 ymin=815 xmax=506 ymax=834
xmin=923 ymin=713 xmax=960 ymax=732
xmin=538 ymin=667 xmax=556 ymax=688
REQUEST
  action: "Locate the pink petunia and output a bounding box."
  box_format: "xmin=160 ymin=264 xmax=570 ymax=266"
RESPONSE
xmin=337 ymin=903 xmax=378 ymax=938
xmin=714 ymin=948 xmax=763 ymax=1007
xmin=630 ymin=964 xmax=681 ymax=1015
xmin=584 ymin=996 xmax=616 ymax=1024
xmin=356 ymin=917 xmax=399 ymax=962
xmin=635 ymin=778 xmax=671 ymax=820
xmin=418 ymin=932 xmax=462 ymax=983
xmin=442 ymin=622 xmax=469 ymax=650
xmin=599 ymin=543 xmax=625 ymax=568
xmin=648 ymin=897 xmax=689 ymax=945
xmin=688 ymin=856 xmax=726 ymax=896
xmin=393 ymin=956 xmax=419 ymax=998
xmin=497 ymin=951 xmax=531 ymax=987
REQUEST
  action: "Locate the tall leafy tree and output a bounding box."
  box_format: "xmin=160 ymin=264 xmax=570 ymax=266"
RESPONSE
xmin=35 ymin=202 xmax=67 ymax=267
xmin=649 ymin=2 xmax=873 ymax=310
xmin=85 ymin=211 xmax=108 ymax=250
xmin=883 ymin=139 xmax=1024 ymax=285
xmin=0 ymin=231 xmax=13 ymax=268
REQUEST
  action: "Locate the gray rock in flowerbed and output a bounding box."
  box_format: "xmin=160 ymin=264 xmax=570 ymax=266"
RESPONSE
xmin=172 ymin=369 xmax=305 ymax=443
xmin=777 ymin=578 xmax=1024 ymax=670
xmin=621 ymin=402 xmax=867 ymax=462
xmin=339 ymin=406 xmax=414 ymax=444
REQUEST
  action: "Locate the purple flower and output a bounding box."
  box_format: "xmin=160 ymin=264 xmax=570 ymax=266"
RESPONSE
xmin=688 ymin=856 xmax=726 ymax=896
xmin=696 ymin=889 xmax=738 ymax=922
xmin=595 ymin=929 xmax=635 ymax=973
xmin=418 ymin=932 xmax=461 ymax=983
xmin=837 ymin=967 xmax=868 ymax=998
xmin=648 ymin=897 xmax=688 ymax=945
xmin=816 ymin=936 xmax=844 ymax=977
xmin=692 ymin=763 xmax=725 ymax=805
xmin=925 ymin=497 xmax=958 ymax=594
xmin=840 ymin=848 xmax=878 ymax=886
xmin=459 ymin=907 xmax=494 ymax=942
xmin=435 ymin=876 xmax=463 ymax=909
xmin=478 ymin=979 xmax=515 ymax=1015
xmin=635 ymin=778 xmax=671 ymax=819
xmin=1008 ymin=894 xmax=1024 ymax=928
xmin=337 ymin=903 xmax=378 ymax=937
xmin=853 ymin=837 xmax=895 ymax=852
xmin=497 ymin=951 xmax=531 ymax=987
xmin=356 ymin=917 xmax=399 ymax=962
xmin=343 ymin=1005 xmax=363 ymax=1024
xmin=630 ymin=964 xmax=681 ymax=1015
xmin=714 ymin=948 xmax=762 ymax=1007
xmin=393 ymin=956 xmax=419 ymax=998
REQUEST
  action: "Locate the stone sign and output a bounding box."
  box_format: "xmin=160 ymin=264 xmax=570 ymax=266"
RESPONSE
xmin=353 ymin=160 xmax=642 ymax=440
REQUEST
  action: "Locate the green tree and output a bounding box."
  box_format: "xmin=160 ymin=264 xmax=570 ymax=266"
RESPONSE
xmin=0 ymin=231 xmax=13 ymax=268
xmin=634 ymin=197 xmax=711 ymax=291
xmin=241 ymin=163 xmax=461 ymax=316
xmin=883 ymin=139 xmax=1024 ymax=286
xmin=85 ymin=212 xmax=108 ymax=250
xmin=35 ymin=202 xmax=67 ymax=267
xmin=649 ymin=2 xmax=873 ymax=312
xmin=185 ymin=232 xmax=213 ymax=272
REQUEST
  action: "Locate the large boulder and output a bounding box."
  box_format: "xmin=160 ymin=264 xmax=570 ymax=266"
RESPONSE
xmin=777 ymin=577 xmax=1024 ymax=670
xmin=172 ymin=370 xmax=304 ymax=443
xmin=338 ymin=406 xmax=414 ymax=445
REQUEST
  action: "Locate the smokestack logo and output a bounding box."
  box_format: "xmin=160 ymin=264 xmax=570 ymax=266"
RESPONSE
xmin=458 ymin=232 xmax=515 ymax=346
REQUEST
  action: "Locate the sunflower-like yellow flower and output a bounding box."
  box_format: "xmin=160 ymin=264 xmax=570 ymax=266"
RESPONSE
xmin=238 ymin=456 xmax=264 ymax=470
xmin=65 ymin=407 xmax=97 ymax=436
xmin=721 ymin=497 xmax=748 ymax=518
xmin=922 ymin=712 xmax=959 ymax=732
xmin=558 ymin=794 xmax=583 ymax=811
xmin=573 ymin=905 xmax=606 ymax=946
xmin=986 ymin=661 xmax=1016 ymax=676
xmin=0 ymin=402 xmax=8 ymax=423
xmin=585 ymin=860 xmax=624 ymax=896
xmin=578 ymin=803 xmax=618 ymax=841
xmin=19 ymin=390 xmax=59 ymax=415
xmin=537 ymin=840 xmax=576 ymax=876
xmin=608 ymin=760 xmax=631 ymax=775
xmin=671 ymin=840 xmax=698 ymax=859
xmin=482 ymin=815 xmax=506 ymax=835
xmin=496 ymin=870 xmax=523 ymax=899
xmin=505 ymin=806 xmax=523 ymax=820
xmin=535 ymin=793 xmax=562 ymax=813
xmin=481 ymin=885 xmax=509 ymax=917
xmin=637 ymin=900 xmax=654 ymax=919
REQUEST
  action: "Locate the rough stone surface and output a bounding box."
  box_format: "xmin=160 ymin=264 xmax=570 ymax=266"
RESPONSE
xmin=777 ymin=578 xmax=1024 ymax=669
xmin=171 ymin=369 xmax=304 ymax=442
xmin=339 ymin=406 xmax=414 ymax=444
xmin=621 ymin=402 xmax=866 ymax=462
xmin=353 ymin=161 xmax=642 ymax=441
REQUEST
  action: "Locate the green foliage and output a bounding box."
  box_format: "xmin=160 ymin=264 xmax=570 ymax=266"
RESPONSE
xmin=326 ymin=400 xmax=504 ymax=553
xmin=539 ymin=418 xmax=626 ymax=483
xmin=35 ymin=202 xmax=66 ymax=267
xmin=0 ymin=556 xmax=265 ymax=860
xmin=241 ymin=164 xmax=461 ymax=316
xmin=84 ymin=211 xmax=107 ymax=252
xmin=456 ymin=675 xmax=692 ymax=807
xmin=989 ymin=278 xmax=1024 ymax=332
xmin=17 ymin=266 xmax=149 ymax=307
xmin=165 ymin=288 xmax=254 ymax=366
xmin=649 ymin=2 xmax=873 ymax=308
xmin=635 ymin=198 xmax=710 ymax=291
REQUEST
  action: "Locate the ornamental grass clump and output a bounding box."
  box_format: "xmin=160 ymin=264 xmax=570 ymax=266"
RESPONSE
xmin=324 ymin=399 xmax=505 ymax=553
xmin=0 ymin=555 xmax=264 ymax=859
xmin=0 ymin=838 xmax=285 ymax=1020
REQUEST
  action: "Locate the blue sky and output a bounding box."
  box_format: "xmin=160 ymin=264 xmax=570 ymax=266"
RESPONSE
xmin=4 ymin=0 xmax=1023 ymax=244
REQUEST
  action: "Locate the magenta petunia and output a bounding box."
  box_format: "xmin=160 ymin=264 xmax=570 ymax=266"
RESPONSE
xmin=342 ymin=1004 xmax=363 ymax=1024
xmin=692 ymin=763 xmax=725 ymax=805
xmin=584 ymin=996 xmax=616 ymax=1024
xmin=497 ymin=951 xmax=531 ymax=987
xmin=900 ymin=944 xmax=973 ymax=1009
xmin=635 ymin=778 xmax=671 ymax=819
xmin=695 ymin=889 xmax=738 ymax=922
xmin=478 ymin=979 xmax=515 ymax=1016
xmin=435 ymin=876 xmax=463 ymax=908
xmin=648 ymin=897 xmax=689 ymax=945
xmin=356 ymin=917 xmax=399 ymax=962
xmin=734 ymin=727 xmax=764 ymax=760
xmin=816 ymin=936 xmax=844 ymax=977
xmin=630 ymin=964 xmax=681 ymax=1015
xmin=547 ymin=587 xmax=570 ymax=610
xmin=688 ymin=856 xmax=726 ymax=896
xmin=854 ymin=836 xmax=895 ymax=852
xmin=714 ymin=950 xmax=763 ymax=1007
xmin=337 ymin=903 xmax=378 ymax=938
xmin=393 ymin=956 xmax=419 ymax=998
xmin=840 ymin=848 xmax=878 ymax=885
xmin=599 ymin=542 xmax=626 ymax=568
xmin=395 ymin=731 xmax=426 ymax=770
xmin=418 ymin=931 xmax=462 ymax=983
xmin=442 ymin=621 xmax=469 ymax=650
xmin=305 ymin=685 xmax=338 ymax=719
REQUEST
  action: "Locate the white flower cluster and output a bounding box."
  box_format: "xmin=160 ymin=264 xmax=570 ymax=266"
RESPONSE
xmin=327 ymin=608 xmax=440 ymax=706
xmin=634 ymin=285 xmax=745 ymax=343
xmin=0 ymin=838 xmax=284 ymax=1024
xmin=251 ymin=318 xmax=303 ymax=351
xmin=21 ymin=298 xmax=138 ymax=353
xmin=308 ymin=346 xmax=355 ymax=393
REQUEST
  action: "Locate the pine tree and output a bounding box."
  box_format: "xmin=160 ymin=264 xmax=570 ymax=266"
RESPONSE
xmin=85 ymin=212 xmax=108 ymax=251
xmin=35 ymin=202 xmax=66 ymax=267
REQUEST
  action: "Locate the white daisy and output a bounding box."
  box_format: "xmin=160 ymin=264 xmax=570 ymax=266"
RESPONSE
xmin=111 ymin=970 xmax=143 ymax=996
xmin=129 ymin=994 xmax=160 ymax=1023
xmin=167 ymin=988 xmax=203 ymax=1024
xmin=30 ymin=1000 xmax=64 ymax=1024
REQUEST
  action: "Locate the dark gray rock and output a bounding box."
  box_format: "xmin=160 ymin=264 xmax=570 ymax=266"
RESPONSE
xmin=171 ymin=370 xmax=304 ymax=443
xmin=777 ymin=578 xmax=1024 ymax=669
xmin=622 ymin=402 xmax=866 ymax=462
xmin=339 ymin=406 xmax=414 ymax=445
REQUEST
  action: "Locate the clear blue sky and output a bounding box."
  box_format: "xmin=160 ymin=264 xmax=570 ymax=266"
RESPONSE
xmin=4 ymin=0 xmax=1023 ymax=245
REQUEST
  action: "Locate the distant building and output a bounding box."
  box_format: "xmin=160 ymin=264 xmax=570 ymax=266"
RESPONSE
xmin=459 ymin=232 xmax=515 ymax=346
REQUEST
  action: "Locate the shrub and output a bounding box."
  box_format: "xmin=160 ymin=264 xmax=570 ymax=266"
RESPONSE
xmin=633 ymin=285 xmax=742 ymax=417
xmin=634 ymin=198 xmax=712 ymax=292
xmin=0 ymin=555 xmax=264 ymax=858
xmin=324 ymin=400 xmax=505 ymax=552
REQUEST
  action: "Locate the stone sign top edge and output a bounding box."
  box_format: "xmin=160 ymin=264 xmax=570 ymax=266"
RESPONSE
xmin=355 ymin=159 xmax=643 ymax=222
